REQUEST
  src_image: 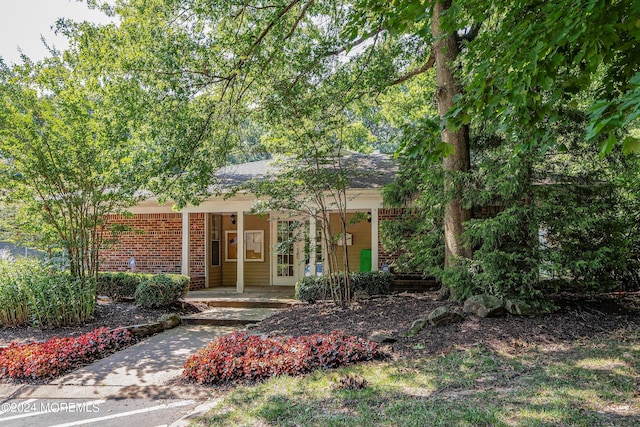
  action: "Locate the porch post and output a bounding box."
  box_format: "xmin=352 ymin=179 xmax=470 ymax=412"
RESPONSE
xmin=371 ymin=208 xmax=379 ymax=271
xmin=181 ymin=212 xmax=190 ymax=276
xmin=236 ymin=210 xmax=245 ymax=293
xmin=309 ymin=214 xmax=317 ymax=274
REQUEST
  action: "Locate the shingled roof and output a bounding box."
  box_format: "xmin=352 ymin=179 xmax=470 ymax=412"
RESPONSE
xmin=215 ymin=152 xmax=397 ymax=190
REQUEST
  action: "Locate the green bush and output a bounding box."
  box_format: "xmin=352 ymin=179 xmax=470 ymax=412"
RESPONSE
xmin=351 ymin=271 xmax=394 ymax=295
xmin=0 ymin=259 xmax=95 ymax=328
xmin=295 ymin=276 xmax=328 ymax=303
xmin=97 ymin=272 xmax=153 ymax=300
xmin=134 ymin=273 xmax=190 ymax=308
xmin=295 ymin=271 xmax=394 ymax=303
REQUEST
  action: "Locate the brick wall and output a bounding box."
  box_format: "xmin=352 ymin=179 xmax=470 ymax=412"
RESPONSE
xmin=100 ymin=213 xmax=183 ymax=275
xmin=189 ymin=213 xmax=206 ymax=289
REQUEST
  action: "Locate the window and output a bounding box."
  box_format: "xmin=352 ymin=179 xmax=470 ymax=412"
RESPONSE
xmin=211 ymin=215 xmax=221 ymax=267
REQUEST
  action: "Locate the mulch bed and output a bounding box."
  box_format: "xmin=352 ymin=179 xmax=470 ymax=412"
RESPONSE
xmin=253 ymin=292 xmax=640 ymax=358
xmin=2 ymin=292 xmax=639 ymax=361
xmin=0 ymin=300 xmax=203 ymax=347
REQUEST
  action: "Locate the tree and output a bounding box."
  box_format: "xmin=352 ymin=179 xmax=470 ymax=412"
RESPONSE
xmin=77 ymin=0 xmax=640 ymax=301
xmin=0 ymin=54 xmax=140 ymax=285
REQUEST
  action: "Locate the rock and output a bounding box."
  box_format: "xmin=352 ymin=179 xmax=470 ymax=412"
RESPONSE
xmin=428 ymin=306 xmax=465 ymax=326
xmin=125 ymin=322 xmax=165 ymax=338
xmin=368 ymin=333 xmax=397 ymax=344
xmin=159 ymin=313 xmax=181 ymax=329
xmin=463 ymin=295 xmax=504 ymax=318
xmin=505 ymin=299 xmax=558 ymax=317
xmin=401 ymin=319 xmax=428 ymax=337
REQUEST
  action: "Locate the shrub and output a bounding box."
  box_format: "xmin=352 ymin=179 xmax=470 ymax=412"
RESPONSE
xmin=295 ymin=276 xmax=327 ymax=303
xmin=0 ymin=327 xmax=133 ymax=380
xmin=295 ymin=271 xmax=394 ymax=303
xmin=134 ymin=273 xmax=190 ymax=308
xmin=97 ymin=272 xmax=153 ymax=300
xmin=183 ymin=331 xmax=380 ymax=384
xmin=0 ymin=259 xmax=95 ymax=328
xmin=351 ymin=271 xmax=394 ymax=295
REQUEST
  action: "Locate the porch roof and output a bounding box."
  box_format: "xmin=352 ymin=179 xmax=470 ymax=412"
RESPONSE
xmin=215 ymin=152 xmax=397 ymax=190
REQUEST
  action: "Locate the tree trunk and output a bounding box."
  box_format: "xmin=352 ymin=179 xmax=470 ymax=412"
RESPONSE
xmin=432 ymin=0 xmax=473 ymax=299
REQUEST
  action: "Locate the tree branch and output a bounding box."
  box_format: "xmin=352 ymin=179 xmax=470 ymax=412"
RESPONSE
xmin=390 ymin=52 xmax=435 ymax=86
xmin=328 ymin=27 xmax=384 ymax=56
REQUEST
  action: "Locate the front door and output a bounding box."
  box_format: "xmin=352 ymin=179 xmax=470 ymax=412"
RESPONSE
xmin=272 ymin=219 xmax=305 ymax=286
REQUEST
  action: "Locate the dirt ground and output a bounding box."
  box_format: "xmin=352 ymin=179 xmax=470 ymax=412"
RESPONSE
xmin=2 ymin=292 xmax=639 ymax=360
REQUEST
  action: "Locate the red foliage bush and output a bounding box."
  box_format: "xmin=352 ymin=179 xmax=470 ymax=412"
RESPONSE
xmin=0 ymin=327 xmax=133 ymax=380
xmin=183 ymin=330 xmax=381 ymax=384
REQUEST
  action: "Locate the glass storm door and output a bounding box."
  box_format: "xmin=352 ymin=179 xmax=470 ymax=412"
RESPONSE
xmin=273 ymin=219 xmax=303 ymax=286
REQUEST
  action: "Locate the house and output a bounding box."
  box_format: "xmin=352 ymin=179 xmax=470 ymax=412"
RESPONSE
xmin=99 ymin=153 xmax=403 ymax=291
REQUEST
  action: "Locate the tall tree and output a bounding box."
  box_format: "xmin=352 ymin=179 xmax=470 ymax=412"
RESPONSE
xmin=431 ymin=0 xmax=472 ymax=298
xmin=0 ymin=54 xmax=140 ymax=284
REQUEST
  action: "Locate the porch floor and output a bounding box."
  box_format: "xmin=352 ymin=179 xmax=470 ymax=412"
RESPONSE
xmin=186 ymin=286 xmax=295 ymax=300
xmin=182 ymin=286 xmax=298 ymax=325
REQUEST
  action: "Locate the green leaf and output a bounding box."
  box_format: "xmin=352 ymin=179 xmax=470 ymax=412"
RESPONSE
xmin=622 ymin=137 xmax=640 ymax=155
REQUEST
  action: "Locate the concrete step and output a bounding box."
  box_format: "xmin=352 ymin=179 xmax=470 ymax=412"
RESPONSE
xmin=183 ymin=297 xmax=298 ymax=309
xmin=181 ymin=307 xmax=283 ymax=326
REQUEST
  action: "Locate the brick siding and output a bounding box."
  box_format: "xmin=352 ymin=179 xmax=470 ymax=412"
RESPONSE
xmin=188 ymin=213 xmax=206 ymax=289
xmin=99 ymin=213 xmax=183 ymax=276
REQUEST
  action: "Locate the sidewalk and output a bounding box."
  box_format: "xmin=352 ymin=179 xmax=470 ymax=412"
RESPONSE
xmin=2 ymin=325 xmax=237 ymax=401
xmin=1 ymin=299 xmax=291 ymax=425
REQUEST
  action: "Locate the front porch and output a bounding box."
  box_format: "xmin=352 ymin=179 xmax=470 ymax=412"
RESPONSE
xmin=185 ymin=286 xmax=296 ymax=303
xmin=182 ymin=286 xmax=299 ymax=326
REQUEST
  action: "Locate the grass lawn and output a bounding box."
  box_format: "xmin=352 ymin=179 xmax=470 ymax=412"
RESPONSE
xmin=192 ymin=330 xmax=640 ymax=426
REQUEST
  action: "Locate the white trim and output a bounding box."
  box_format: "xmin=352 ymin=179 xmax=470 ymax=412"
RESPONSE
xmin=204 ymin=213 xmax=210 ymax=287
xmin=236 ymin=211 xmax=245 ymax=293
xmin=371 ymin=208 xmax=379 ymax=271
xmin=181 ymin=212 xmax=189 ymax=276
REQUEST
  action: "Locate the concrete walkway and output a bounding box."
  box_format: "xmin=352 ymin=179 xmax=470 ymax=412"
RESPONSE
xmin=0 ymin=296 xmax=294 ymax=425
xmin=0 ymin=325 xmax=237 ymax=402
xmin=50 ymin=325 xmax=237 ymax=389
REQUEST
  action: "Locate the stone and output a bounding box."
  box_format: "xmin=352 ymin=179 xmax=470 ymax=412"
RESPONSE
xmin=401 ymin=319 xmax=428 ymax=337
xmin=505 ymin=299 xmax=558 ymax=317
xmin=463 ymin=295 xmax=504 ymax=318
xmin=124 ymin=322 xmax=165 ymax=338
xmin=368 ymin=333 xmax=397 ymax=344
xmin=428 ymin=306 xmax=465 ymax=326
xmin=159 ymin=313 xmax=181 ymax=329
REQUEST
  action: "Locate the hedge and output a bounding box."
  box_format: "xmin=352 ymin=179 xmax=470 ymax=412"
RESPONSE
xmin=97 ymin=272 xmax=153 ymax=300
xmin=134 ymin=273 xmax=191 ymax=308
xmin=295 ymin=271 xmax=394 ymax=302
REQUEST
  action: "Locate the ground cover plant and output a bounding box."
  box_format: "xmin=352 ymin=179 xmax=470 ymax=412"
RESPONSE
xmin=0 ymin=327 xmax=133 ymax=381
xmin=183 ymin=331 xmax=381 ymax=384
